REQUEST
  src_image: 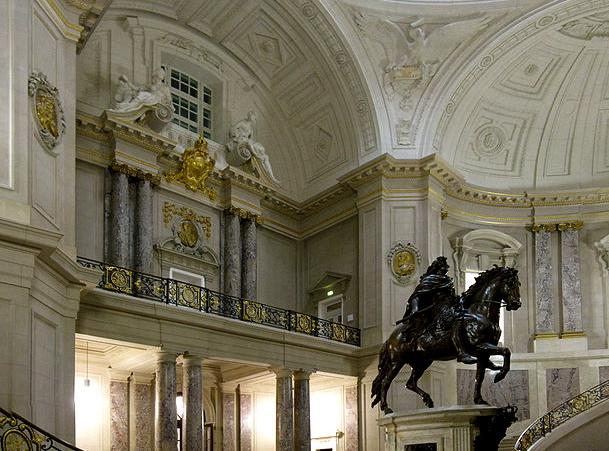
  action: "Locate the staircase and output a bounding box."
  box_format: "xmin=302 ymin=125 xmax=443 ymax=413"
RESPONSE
xmin=0 ymin=407 xmax=82 ymax=451
xmin=515 ymin=379 xmax=609 ymax=450
xmin=498 ymin=435 xmax=517 ymax=450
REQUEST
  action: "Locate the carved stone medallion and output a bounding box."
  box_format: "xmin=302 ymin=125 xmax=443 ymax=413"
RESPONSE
xmin=28 ymin=72 xmax=65 ymax=152
xmin=387 ymin=242 xmax=421 ymax=284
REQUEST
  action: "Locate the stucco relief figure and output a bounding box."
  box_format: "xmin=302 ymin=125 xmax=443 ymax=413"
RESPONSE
xmin=225 ymin=111 xmax=280 ymax=183
xmin=109 ymin=68 xmax=173 ymax=132
xmin=112 ymin=68 xmax=172 ymax=112
xmin=371 ymin=259 xmax=522 ymax=415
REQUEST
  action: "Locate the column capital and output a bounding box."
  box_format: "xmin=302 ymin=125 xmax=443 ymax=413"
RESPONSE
xmin=271 ymin=367 xmax=294 ymax=379
xmin=156 ymin=351 xmax=178 ymax=364
xmin=293 ymin=369 xmax=315 ymax=381
xmin=182 ymin=352 xmax=204 ymax=366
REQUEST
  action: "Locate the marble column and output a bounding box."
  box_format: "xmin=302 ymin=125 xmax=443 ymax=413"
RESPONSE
xmin=274 ymin=368 xmax=294 ymax=451
xmin=534 ymin=229 xmax=555 ymax=334
xmin=155 ymin=352 xmax=177 ymax=451
xmin=134 ymin=179 xmax=153 ymax=273
xmin=109 ymin=170 xmax=130 ymax=267
xmin=560 ymin=225 xmax=583 ymax=332
xmin=293 ymin=370 xmax=312 ymax=451
xmin=241 ymin=218 xmax=257 ymax=300
xmin=224 ymin=211 xmax=242 ymax=297
xmin=182 ymin=354 xmax=203 ymax=451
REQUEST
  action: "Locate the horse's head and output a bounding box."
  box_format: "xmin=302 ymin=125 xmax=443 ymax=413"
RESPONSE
xmin=499 ymin=267 xmax=522 ymax=311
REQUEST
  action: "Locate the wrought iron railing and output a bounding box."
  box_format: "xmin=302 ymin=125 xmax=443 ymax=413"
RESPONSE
xmin=0 ymin=407 xmax=82 ymax=450
xmin=77 ymin=257 xmax=361 ymax=346
xmin=515 ymin=379 xmax=609 ymax=450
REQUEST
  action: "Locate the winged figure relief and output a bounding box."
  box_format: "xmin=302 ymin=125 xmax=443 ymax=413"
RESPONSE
xmin=353 ymin=12 xmax=492 ymax=103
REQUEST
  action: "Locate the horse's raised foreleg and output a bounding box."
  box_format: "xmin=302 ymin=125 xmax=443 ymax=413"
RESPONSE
xmin=474 ymin=356 xmax=489 ymax=404
xmin=406 ymin=358 xmax=434 ymax=408
xmin=474 ymin=343 xmax=511 ymax=383
xmin=380 ymin=362 xmax=405 ymax=415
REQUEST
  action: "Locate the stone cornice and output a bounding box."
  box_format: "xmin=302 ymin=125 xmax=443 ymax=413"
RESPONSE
xmin=76 ymin=112 xmax=609 ymax=231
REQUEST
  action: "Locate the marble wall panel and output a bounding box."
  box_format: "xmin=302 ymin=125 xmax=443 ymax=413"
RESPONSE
xmin=599 ymin=366 xmax=609 ymax=384
xmin=560 ymin=229 xmax=583 ymax=331
xmin=240 ymin=392 xmax=252 ymax=451
xmin=546 ymin=368 xmax=579 ymax=410
xmin=345 ymin=385 xmax=359 ymax=451
xmin=457 ymin=369 xmax=530 ymax=421
xmin=135 ymin=383 xmax=154 ymax=451
xmin=535 ymin=231 xmax=555 ymax=333
xmin=223 ymin=392 xmax=235 ymax=451
xmin=257 ymin=227 xmax=297 ymax=307
xmin=110 ymin=381 xmax=129 ymax=451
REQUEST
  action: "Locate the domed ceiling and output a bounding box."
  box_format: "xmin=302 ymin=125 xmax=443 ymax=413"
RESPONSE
xmin=336 ymin=0 xmax=609 ymax=192
xmin=428 ymin=4 xmax=609 ymax=191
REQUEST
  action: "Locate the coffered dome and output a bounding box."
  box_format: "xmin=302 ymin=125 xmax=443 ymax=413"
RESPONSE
xmin=425 ymin=2 xmax=609 ymax=191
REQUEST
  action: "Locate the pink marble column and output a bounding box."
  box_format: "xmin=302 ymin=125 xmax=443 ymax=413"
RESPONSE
xmin=274 ymin=368 xmax=294 ymax=451
xmin=293 ymin=370 xmax=312 ymax=451
xmin=155 ymin=352 xmax=177 ymax=451
xmin=182 ymin=354 xmax=203 ymax=451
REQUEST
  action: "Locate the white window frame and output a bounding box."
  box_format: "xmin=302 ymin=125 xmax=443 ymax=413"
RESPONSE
xmin=169 ymin=267 xmax=205 ymax=288
xmin=163 ymin=65 xmax=214 ymax=139
xmin=318 ymin=294 xmax=344 ymax=324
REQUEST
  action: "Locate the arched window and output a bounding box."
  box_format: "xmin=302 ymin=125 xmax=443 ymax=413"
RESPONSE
xmin=453 ymin=229 xmax=522 ymax=344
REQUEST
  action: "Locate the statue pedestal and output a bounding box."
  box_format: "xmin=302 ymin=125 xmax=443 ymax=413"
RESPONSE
xmin=378 ymin=405 xmax=507 ymax=451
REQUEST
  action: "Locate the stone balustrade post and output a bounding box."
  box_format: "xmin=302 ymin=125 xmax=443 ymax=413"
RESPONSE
xmin=241 ymin=218 xmax=257 ymax=300
xmin=109 ymin=170 xmax=130 ymax=267
xmin=294 ymin=370 xmax=312 ymax=451
xmin=273 ymin=368 xmax=294 ymax=451
xmin=155 ymin=352 xmax=177 ymax=451
xmin=182 ymin=353 xmax=203 ymax=451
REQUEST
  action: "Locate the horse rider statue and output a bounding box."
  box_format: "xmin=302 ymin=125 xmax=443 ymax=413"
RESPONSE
xmin=396 ymin=256 xmax=477 ymax=364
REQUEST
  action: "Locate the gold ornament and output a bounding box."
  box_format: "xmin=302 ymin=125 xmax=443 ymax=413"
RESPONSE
xmin=165 ymin=136 xmax=216 ymax=199
xmin=228 ymin=206 xmax=263 ymax=224
xmin=177 ymin=220 xmax=199 ymax=248
xmin=387 ymin=242 xmax=421 ymax=285
xmin=28 ymin=72 xmax=65 ymax=152
xmin=162 ymin=202 xmax=211 ymax=239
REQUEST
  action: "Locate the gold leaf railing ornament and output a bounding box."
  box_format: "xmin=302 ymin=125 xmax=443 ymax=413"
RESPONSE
xmin=76 ymin=257 xmax=360 ymax=346
xmin=515 ymin=379 xmax=609 ymax=450
xmin=0 ymin=407 xmax=82 ymax=450
xmin=164 ymin=136 xmax=217 ymax=200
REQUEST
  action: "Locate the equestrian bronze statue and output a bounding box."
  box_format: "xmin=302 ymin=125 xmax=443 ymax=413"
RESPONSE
xmin=371 ymin=257 xmax=522 ymax=414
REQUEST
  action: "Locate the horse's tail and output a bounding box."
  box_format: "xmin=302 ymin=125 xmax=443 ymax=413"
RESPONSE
xmin=371 ymin=340 xmax=391 ymax=408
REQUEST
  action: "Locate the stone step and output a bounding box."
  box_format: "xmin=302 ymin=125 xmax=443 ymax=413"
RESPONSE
xmin=498 ymin=435 xmax=518 ymax=451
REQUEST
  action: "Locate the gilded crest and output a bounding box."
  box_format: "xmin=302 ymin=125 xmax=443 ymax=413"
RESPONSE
xmin=387 ymin=242 xmax=421 ymax=285
xmin=28 ymin=72 xmax=65 ymax=152
xmin=165 ymin=136 xmax=216 ymax=199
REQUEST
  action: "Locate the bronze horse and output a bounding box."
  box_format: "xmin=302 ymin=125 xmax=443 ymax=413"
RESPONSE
xmin=371 ymin=266 xmax=522 ymax=414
